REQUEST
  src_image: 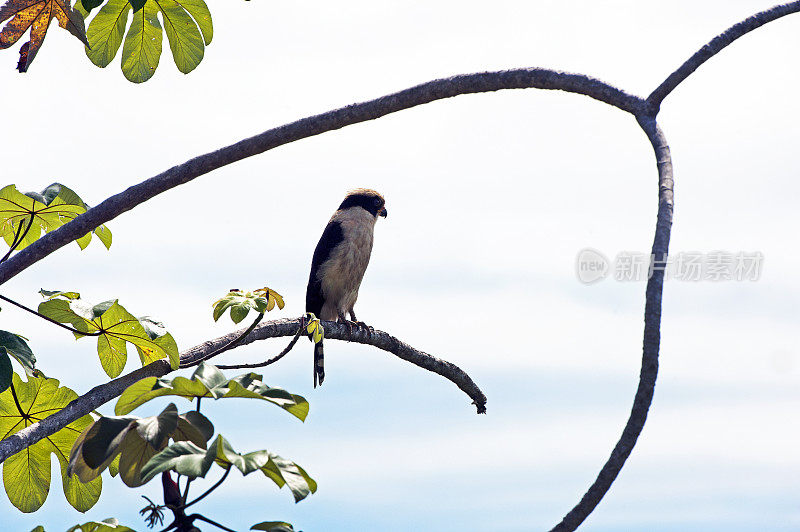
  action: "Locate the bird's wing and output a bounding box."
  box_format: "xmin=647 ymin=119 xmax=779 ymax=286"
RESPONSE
xmin=306 ymin=220 xmax=344 ymax=316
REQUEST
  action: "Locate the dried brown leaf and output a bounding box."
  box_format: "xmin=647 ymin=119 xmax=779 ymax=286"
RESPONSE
xmin=0 ymin=0 xmax=89 ymax=71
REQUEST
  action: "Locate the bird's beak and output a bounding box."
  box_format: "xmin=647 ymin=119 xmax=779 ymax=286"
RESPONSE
xmin=379 ymin=206 xmax=388 ymax=218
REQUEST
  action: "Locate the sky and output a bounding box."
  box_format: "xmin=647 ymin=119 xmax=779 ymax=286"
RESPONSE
xmin=2 ymin=0 xmax=800 ymax=530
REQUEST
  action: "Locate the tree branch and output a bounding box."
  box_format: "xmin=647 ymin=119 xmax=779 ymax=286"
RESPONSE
xmin=0 ymin=69 xmax=645 ymax=287
xmin=0 ymin=318 xmax=486 ymax=462
xmin=548 ymin=116 xmax=674 ymax=532
xmin=648 ymin=1 xmax=800 ymax=109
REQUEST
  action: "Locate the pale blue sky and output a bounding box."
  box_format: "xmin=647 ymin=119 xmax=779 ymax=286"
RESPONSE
xmin=1 ymin=0 xmax=799 ymax=530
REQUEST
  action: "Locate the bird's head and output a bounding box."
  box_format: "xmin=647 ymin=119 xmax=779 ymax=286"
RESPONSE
xmin=338 ymin=188 xmax=388 ymax=218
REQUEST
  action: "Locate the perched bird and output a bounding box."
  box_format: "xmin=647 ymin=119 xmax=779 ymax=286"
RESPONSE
xmin=306 ymin=189 xmax=388 ymax=387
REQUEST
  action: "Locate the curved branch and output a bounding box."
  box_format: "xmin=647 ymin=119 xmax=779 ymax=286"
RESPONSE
xmin=549 ymin=117 xmax=674 ymax=531
xmin=648 ymin=1 xmax=800 ymax=109
xmin=0 ymin=68 xmax=645 ymax=287
xmin=0 ymin=318 xmax=485 ymax=462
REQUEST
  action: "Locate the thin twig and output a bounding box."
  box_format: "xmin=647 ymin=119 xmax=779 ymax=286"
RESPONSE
xmin=217 ymin=321 xmax=305 ymax=370
xmin=186 ymin=312 xmax=265 ymax=368
xmin=182 ymin=467 xmax=231 ymax=511
xmin=0 ymin=294 xmax=101 ymax=337
xmin=182 ymin=479 xmax=192 ymax=505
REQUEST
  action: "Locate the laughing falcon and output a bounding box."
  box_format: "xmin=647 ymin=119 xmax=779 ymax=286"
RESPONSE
xmin=306 ymin=189 xmax=387 ymax=387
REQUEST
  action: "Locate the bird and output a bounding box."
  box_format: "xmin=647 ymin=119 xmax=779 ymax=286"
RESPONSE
xmin=305 ymin=188 xmax=388 ymax=387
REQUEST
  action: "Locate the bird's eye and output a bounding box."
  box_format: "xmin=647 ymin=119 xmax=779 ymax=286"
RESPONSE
xmin=373 ymin=198 xmax=381 ymax=206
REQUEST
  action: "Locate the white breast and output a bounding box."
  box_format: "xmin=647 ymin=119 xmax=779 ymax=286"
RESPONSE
xmin=317 ymin=207 xmax=377 ymax=320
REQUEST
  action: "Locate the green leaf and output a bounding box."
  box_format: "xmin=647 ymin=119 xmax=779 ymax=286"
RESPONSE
xmin=114 ymin=363 xmax=309 ymax=421
xmin=0 ymin=185 xmax=85 ymax=252
xmin=153 ymin=0 xmax=203 ymax=73
xmin=37 ymin=299 xmax=179 ymax=377
xmin=66 ymin=518 xmax=135 ymax=531
xmin=37 ymin=299 xmax=92 ymax=338
xmin=0 ymin=330 xmax=36 ymax=375
xmin=225 ymin=373 xmax=309 ymax=422
xmin=141 ymin=434 xmax=316 ymax=502
xmin=176 ymin=410 xmax=214 ymax=444
xmin=0 ymin=373 xmax=101 ymax=513
xmin=39 ymin=288 xmax=81 ymax=300
xmin=251 ymin=522 xmax=295 ymax=532
xmin=261 ymin=453 xmax=317 ymax=502
xmin=85 ymin=0 xmax=132 ymax=68
xmin=93 ymin=224 xmax=113 ymax=249
xmin=213 ymin=288 xmax=284 ymax=323
xmin=69 ymin=403 xmax=182 ymax=487
xmin=136 ymin=317 xmax=179 ymax=368
xmin=230 ymin=303 xmax=251 ymax=324
xmin=83 ymin=0 xmax=212 ymax=82
xmin=0 ymin=349 xmax=12 ymax=393
xmin=107 ymin=454 xmax=121 ymax=477
xmin=67 ymin=416 xmax=136 ymax=483
xmin=140 ymin=440 xmax=215 ymax=482
xmin=134 ymin=403 xmax=177 ymax=448
xmin=121 ymin=0 xmax=162 ymax=83
xmin=173 ymin=0 xmax=211 ymax=45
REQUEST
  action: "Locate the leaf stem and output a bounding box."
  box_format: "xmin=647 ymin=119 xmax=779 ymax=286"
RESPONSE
xmin=9 ymin=382 xmax=26 ymax=418
xmin=0 ymin=293 xmax=101 ymax=337
xmin=186 ymin=312 xmax=265 ymax=368
xmin=217 ymin=320 xmax=305 ymax=370
xmin=182 ymin=477 xmax=192 ymax=506
xmin=182 ymin=466 xmax=231 ymax=511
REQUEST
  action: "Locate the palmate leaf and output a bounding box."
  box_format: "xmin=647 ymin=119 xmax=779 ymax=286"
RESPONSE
xmin=0 ymin=373 xmax=101 ymax=513
xmin=115 ymin=362 xmax=309 ymax=421
xmin=83 ymin=0 xmax=211 ymax=83
xmin=67 ymin=403 xmax=213 ymax=487
xmin=0 ymin=0 xmax=88 ymax=71
xmin=37 ymin=297 xmax=179 ymax=378
xmin=0 ymin=185 xmax=85 ymax=251
xmin=213 ymin=287 xmax=285 ymax=324
xmin=0 ymin=184 xmax=111 ymax=253
xmin=141 ymin=434 xmax=318 ymax=502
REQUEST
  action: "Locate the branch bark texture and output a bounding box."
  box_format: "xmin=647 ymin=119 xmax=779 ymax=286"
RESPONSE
xmin=548 ymin=117 xmax=674 ymax=532
xmin=649 ymin=1 xmax=800 ymax=108
xmin=0 ymin=318 xmax=485 ymax=462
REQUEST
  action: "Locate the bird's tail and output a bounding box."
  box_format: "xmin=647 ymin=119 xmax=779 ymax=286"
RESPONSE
xmin=313 ymin=340 xmax=325 ymax=388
